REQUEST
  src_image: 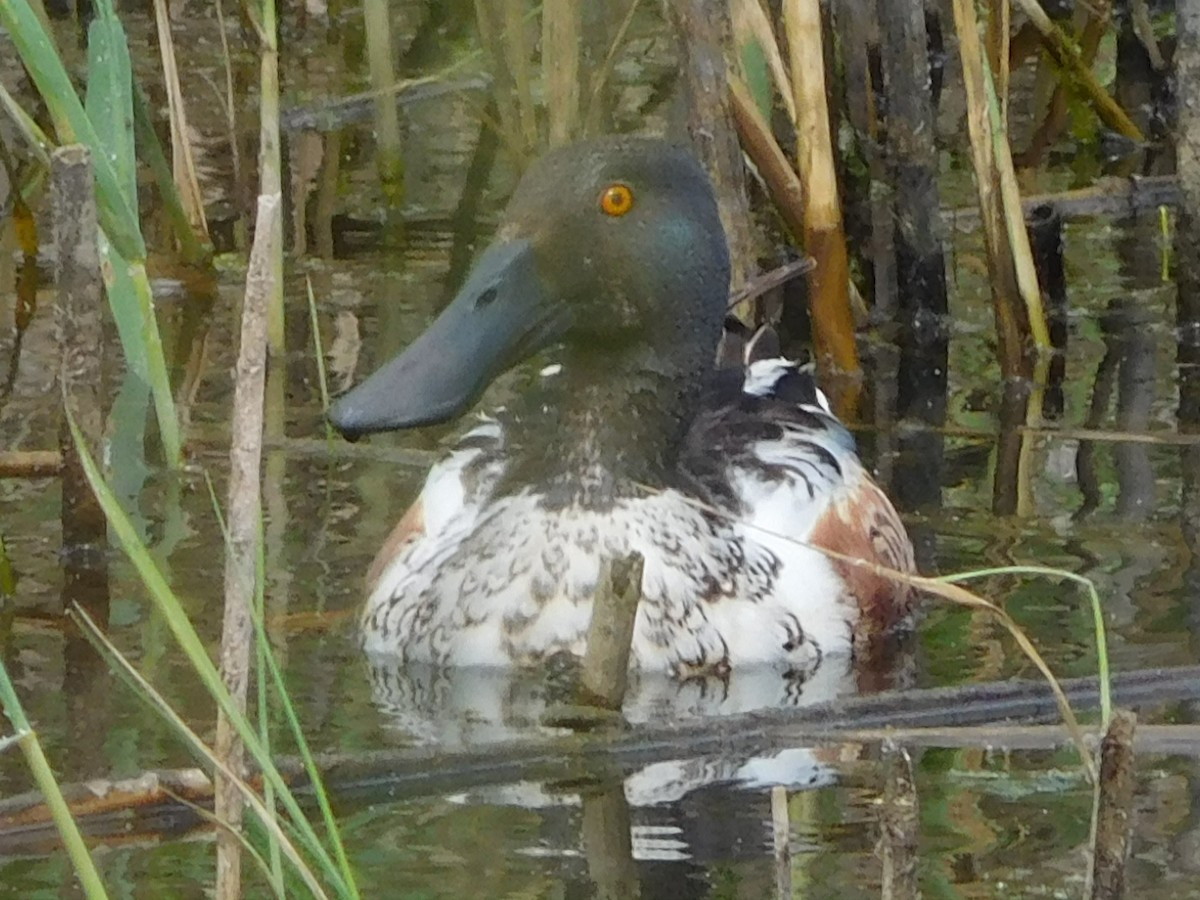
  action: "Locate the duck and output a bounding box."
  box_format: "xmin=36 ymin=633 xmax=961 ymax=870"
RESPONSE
xmin=329 ymin=135 xmax=915 ymax=675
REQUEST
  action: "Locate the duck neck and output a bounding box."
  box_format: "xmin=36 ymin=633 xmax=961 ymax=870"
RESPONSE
xmin=501 ymin=343 xmax=708 ymax=510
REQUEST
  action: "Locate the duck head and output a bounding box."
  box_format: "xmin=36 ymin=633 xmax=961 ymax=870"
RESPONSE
xmin=328 ymin=136 xmax=732 ymax=439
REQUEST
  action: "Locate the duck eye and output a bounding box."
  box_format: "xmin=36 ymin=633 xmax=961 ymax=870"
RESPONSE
xmin=599 ymin=183 xmax=634 ymax=217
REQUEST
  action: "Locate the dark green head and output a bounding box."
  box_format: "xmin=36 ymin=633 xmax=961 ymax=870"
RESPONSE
xmin=328 ymin=136 xmax=731 ymax=438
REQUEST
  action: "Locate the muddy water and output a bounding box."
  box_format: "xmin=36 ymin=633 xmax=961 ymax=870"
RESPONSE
xmin=3 ymin=3 xmax=1200 ymax=898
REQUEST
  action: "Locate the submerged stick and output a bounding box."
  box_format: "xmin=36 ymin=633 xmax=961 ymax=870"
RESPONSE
xmin=878 ymin=740 xmax=920 ymax=900
xmin=580 ymin=553 xmax=644 ymax=711
xmin=771 ymin=786 xmax=791 ymax=900
xmin=1087 ymin=710 xmax=1137 ymax=899
xmin=3 ymin=668 xmax=1198 ymax=852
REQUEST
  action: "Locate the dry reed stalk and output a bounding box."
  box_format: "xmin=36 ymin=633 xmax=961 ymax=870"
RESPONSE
xmin=214 ymin=0 xmax=245 ymax=247
xmin=214 ymin=190 xmax=280 ymax=900
xmin=783 ymin=0 xmax=861 ymax=414
xmin=257 ymin=0 xmax=284 ymax=358
xmin=1020 ymin=0 xmax=1112 ymax=166
xmin=152 ymin=0 xmax=209 ymax=240
xmin=1011 ymin=0 xmax=1145 ymax=142
xmin=213 ymin=0 xmax=284 ymax=877
xmin=582 ymin=0 xmax=642 ymax=135
xmin=542 ymin=0 xmax=581 ymax=145
xmin=951 ymin=0 xmax=1036 ymax=377
xmin=985 ymin=0 xmax=1010 ymax=117
xmin=474 ymin=1 xmax=522 ymax=159
xmin=729 ymin=75 xmax=806 ymax=242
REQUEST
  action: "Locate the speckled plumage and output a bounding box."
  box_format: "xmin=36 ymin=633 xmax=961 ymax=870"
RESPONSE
xmin=333 ymin=136 xmax=915 ymax=676
xmin=361 ymin=361 xmax=913 ymax=672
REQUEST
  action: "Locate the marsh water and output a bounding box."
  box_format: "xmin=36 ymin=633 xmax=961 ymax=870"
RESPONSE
xmin=3 ymin=2 xmax=1200 ymax=897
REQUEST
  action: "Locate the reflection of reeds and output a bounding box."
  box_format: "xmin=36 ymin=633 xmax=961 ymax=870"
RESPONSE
xmin=363 ymin=0 xmax=404 ymax=207
xmin=0 ymin=0 xmax=183 ymax=465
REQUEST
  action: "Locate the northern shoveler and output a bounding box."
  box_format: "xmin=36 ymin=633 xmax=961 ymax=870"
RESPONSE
xmin=329 ymin=135 xmax=915 ymax=674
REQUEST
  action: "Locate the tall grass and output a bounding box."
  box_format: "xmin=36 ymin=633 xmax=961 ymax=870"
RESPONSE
xmin=66 ymin=414 xmax=360 ymax=899
xmin=0 ymin=658 xmax=109 ymax=900
xmin=0 ymin=0 xmax=186 ymax=465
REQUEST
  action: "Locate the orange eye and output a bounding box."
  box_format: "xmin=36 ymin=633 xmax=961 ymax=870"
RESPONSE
xmin=599 ymin=183 xmax=635 ymax=217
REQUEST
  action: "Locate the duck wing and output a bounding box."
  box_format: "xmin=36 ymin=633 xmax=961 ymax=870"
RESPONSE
xmin=678 ymin=358 xmax=915 ymax=637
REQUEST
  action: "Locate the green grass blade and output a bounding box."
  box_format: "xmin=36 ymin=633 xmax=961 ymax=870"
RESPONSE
xmin=0 ymin=0 xmax=145 ymax=260
xmin=66 ymin=413 xmax=351 ymax=894
xmin=256 ymin=516 xmax=285 ymax=893
xmin=0 ymin=0 xmax=183 ymax=464
xmin=128 ymin=263 xmax=182 ymax=464
xmin=0 ymin=78 xmax=52 ymax=167
xmin=70 ymin=607 xmax=330 ymax=900
xmin=937 ymin=565 xmax=1112 ymax=728
xmin=85 ymin=0 xmax=136 ymax=204
xmin=305 ymin=277 xmax=334 ymax=441
xmin=205 ymin=473 xmax=359 ymax=898
xmin=0 ymin=660 xmax=110 ymax=899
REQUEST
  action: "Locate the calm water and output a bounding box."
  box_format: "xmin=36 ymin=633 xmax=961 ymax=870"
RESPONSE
xmin=3 ymin=3 xmax=1200 ymax=898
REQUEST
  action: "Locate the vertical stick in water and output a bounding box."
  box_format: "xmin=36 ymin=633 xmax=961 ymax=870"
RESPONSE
xmin=52 ymin=145 xmax=109 ymax=600
xmin=1087 ymin=710 xmax=1137 ymax=899
xmin=879 ymin=740 xmax=920 ymax=900
xmin=214 ymin=192 xmax=280 ymax=899
xmin=580 ymin=553 xmax=643 ymax=711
